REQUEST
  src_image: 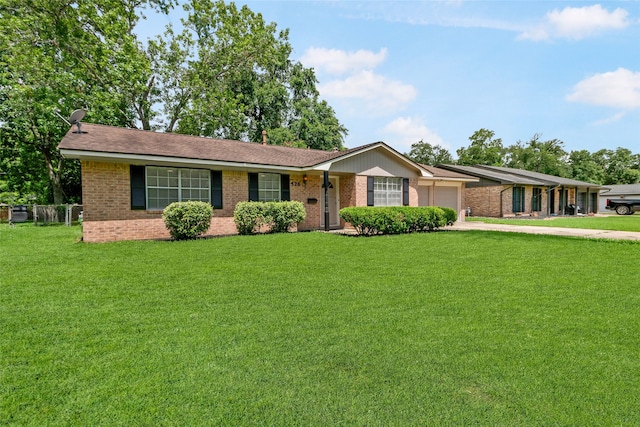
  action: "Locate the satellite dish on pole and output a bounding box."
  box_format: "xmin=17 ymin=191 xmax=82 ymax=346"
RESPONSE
xmin=54 ymin=108 xmax=87 ymax=133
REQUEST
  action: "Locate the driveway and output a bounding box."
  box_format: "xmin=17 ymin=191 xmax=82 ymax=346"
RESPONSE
xmin=449 ymin=221 xmax=640 ymax=241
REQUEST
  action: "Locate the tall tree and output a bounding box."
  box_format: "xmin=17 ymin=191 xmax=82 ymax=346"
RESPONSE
xmin=0 ymin=0 xmax=172 ymax=203
xmin=456 ymin=128 xmax=504 ymax=166
xmin=145 ymin=0 xmax=347 ymax=149
xmin=504 ymin=134 xmax=570 ymax=177
xmin=593 ymin=148 xmax=640 ymax=184
xmin=568 ymin=150 xmax=605 ymax=184
xmin=406 ymin=140 xmax=454 ymax=165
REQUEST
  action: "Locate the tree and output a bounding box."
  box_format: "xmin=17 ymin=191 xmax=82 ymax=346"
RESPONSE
xmin=145 ymin=0 xmax=347 ymax=149
xmin=568 ymin=150 xmax=605 ymax=184
xmin=406 ymin=140 xmax=454 ymax=165
xmin=0 ymin=0 xmax=171 ymax=203
xmin=593 ymin=148 xmax=640 ymax=184
xmin=504 ymin=134 xmax=570 ymax=177
xmin=456 ymin=129 xmax=504 ymax=166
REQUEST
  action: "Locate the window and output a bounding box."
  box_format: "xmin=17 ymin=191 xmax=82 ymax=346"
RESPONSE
xmin=373 ymin=177 xmax=403 ymax=206
xmin=146 ymin=166 xmax=211 ymax=210
xmin=532 ymin=188 xmax=542 ymax=212
xmin=248 ymin=173 xmax=290 ymax=202
xmin=512 ymin=186 xmax=525 ymax=213
xmin=258 ymin=173 xmax=281 ymax=202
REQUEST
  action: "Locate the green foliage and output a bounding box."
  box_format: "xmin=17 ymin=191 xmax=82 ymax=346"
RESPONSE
xmin=149 ymin=0 xmax=347 ymax=149
xmin=504 ymin=134 xmax=570 ymax=177
xmin=162 ymin=201 xmax=213 ymax=240
xmin=339 ymin=206 xmax=456 ymax=236
xmin=406 ymin=140 xmax=454 ymax=165
xmin=234 ymin=201 xmax=306 ymax=235
xmin=456 ymin=128 xmax=504 ymax=166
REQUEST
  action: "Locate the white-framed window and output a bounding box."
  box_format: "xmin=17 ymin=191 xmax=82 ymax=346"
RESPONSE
xmin=374 ymin=177 xmax=403 ymax=206
xmin=258 ymin=173 xmax=281 ymax=202
xmin=146 ymin=166 xmax=210 ymax=210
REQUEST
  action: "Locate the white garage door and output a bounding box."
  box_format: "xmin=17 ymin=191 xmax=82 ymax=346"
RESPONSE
xmin=435 ymin=187 xmax=458 ymax=210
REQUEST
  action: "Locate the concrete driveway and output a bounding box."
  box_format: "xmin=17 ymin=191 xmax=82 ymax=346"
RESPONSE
xmin=449 ymin=221 xmax=640 ymax=241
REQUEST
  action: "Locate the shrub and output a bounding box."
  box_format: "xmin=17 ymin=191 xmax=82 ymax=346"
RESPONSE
xmin=339 ymin=206 xmax=456 ymax=236
xmin=234 ymin=201 xmax=306 ymax=235
xmin=162 ymin=201 xmax=213 ymax=240
xmin=267 ymin=201 xmax=306 ymax=233
xmin=234 ymin=202 xmax=267 ymax=235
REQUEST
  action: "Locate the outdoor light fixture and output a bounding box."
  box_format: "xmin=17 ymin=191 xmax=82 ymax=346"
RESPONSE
xmin=303 ymin=174 xmax=308 ymax=186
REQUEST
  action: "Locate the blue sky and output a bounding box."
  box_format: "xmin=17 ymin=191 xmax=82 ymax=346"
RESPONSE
xmin=139 ymin=1 xmax=640 ymax=156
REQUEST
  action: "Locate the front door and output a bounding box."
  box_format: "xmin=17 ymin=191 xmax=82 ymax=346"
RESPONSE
xmin=321 ymin=177 xmax=340 ymax=228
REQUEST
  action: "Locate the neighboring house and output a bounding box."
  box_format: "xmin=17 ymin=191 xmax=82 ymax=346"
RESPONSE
xmin=599 ymin=184 xmax=640 ymax=212
xmin=58 ymin=124 xmax=477 ymax=242
xmin=437 ymin=164 xmax=602 ymax=218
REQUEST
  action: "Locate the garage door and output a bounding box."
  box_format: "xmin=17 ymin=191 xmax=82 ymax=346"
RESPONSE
xmin=434 ymin=187 xmax=458 ymax=210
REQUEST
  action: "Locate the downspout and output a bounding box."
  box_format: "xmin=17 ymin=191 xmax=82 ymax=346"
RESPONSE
xmin=575 ymin=186 xmax=579 ymax=216
xmin=500 ymin=184 xmax=514 ymax=217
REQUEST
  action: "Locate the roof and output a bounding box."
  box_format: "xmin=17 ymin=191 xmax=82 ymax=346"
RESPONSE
xmin=437 ymin=164 xmax=544 ymax=185
xmin=599 ymin=183 xmax=640 ymax=195
xmin=437 ymin=164 xmax=601 ymax=188
xmin=58 ymin=123 xmax=437 ymax=177
xmin=420 ymin=165 xmax=478 ymax=181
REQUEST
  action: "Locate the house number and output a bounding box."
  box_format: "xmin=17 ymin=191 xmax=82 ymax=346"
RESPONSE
xmin=290 ymin=181 xmax=301 ymax=186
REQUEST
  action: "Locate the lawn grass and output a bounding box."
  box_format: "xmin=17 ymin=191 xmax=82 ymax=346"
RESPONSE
xmin=467 ymin=213 xmax=640 ymax=232
xmin=1 ymin=224 xmax=639 ymax=425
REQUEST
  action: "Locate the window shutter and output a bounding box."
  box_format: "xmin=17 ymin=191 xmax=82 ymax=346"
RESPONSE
xmin=403 ymin=178 xmax=410 ymax=206
xmin=280 ymin=174 xmax=290 ymax=201
xmin=248 ymin=173 xmax=259 ymax=201
xmin=211 ymin=170 xmax=223 ymax=209
xmin=130 ymin=165 xmax=146 ymax=210
xmin=367 ymin=176 xmax=374 ymax=206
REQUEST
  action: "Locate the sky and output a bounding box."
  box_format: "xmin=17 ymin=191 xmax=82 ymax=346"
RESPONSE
xmin=138 ymin=1 xmax=640 ymax=156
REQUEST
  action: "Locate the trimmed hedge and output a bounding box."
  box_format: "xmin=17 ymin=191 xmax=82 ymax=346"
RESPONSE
xmin=339 ymin=206 xmax=457 ymax=236
xmin=234 ymin=201 xmax=306 ymax=235
xmin=162 ymin=201 xmax=214 ymax=240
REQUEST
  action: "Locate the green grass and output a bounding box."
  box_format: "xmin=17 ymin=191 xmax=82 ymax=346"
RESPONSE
xmin=467 ymin=213 xmax=640 ymax=232
xmin=1 ymin=224 xmax=639 ymax=425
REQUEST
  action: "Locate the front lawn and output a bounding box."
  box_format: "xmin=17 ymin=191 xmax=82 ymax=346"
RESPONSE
xmin=467 ymin=213 xmax=640 ymax=232
xmin=1 ymin=225 xmax=638 ymax=425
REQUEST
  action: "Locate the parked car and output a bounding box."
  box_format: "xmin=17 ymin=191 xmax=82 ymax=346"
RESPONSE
xmin=605 ymin=199 xmax=640 ymax=215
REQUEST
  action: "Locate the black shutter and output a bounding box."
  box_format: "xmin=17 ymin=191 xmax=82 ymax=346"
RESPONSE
xmin=130 ymin=165 xmax=146 ymax=210
xmin=403 ymin=178 xmax=410 ymax=206
xmin=248 ymin=173 xmax=259 ymax=201
xmin=367 ymin=176 xmax=374 ymax=206
xmin=211 ymin=170 xmax=222 ymax=209
xmin=280 ymin=174 xmax=290 ymax=201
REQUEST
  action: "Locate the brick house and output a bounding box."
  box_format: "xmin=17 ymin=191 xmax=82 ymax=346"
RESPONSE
xmin=58 ymin=124 xmax=476 ymax=242
xmin=437 ymin=164 xmax=602 ymax=218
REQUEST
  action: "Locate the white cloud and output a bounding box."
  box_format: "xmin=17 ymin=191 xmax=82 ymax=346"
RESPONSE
xmin=592 ymin=112 xmax=627 ymax=126
xmin=567 ymin=68 xmax=640 ymax=110
xmin=319 ymin=70 xmax=416 ymax=115
xmin=300 ymin=47 xmax=388 ymax=76
xmin=382 ymin=117 xmax=446 ymax=152
xmin=519 ymin=4 xmax=630 ymax=41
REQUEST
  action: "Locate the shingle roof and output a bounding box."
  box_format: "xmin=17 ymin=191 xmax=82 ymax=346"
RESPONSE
xmin=437 ymin=164 xmax=601 ymax=188
xmin=420 ymin=165 xmax=478 ymax=181
xmin=480 ymin=165 xmax=600 ymax=187
xmin=600 ymin=184 xmax=640 ymax=195
xmin=437 ymin=164 xmax=544 ymax=185
xmin=58 ymin=123 xmax=351 ymax=168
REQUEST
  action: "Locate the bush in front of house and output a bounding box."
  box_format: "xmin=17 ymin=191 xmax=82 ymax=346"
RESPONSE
xmin=234 ymin=201 xmax=306 ymax=235
xmin=339 ymin=206 xmax=456 ymax=236
xmin=162 ymin=201 xmax=214 ymax=240
xmin=267 ymin=201 xmax=306 ymax=233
